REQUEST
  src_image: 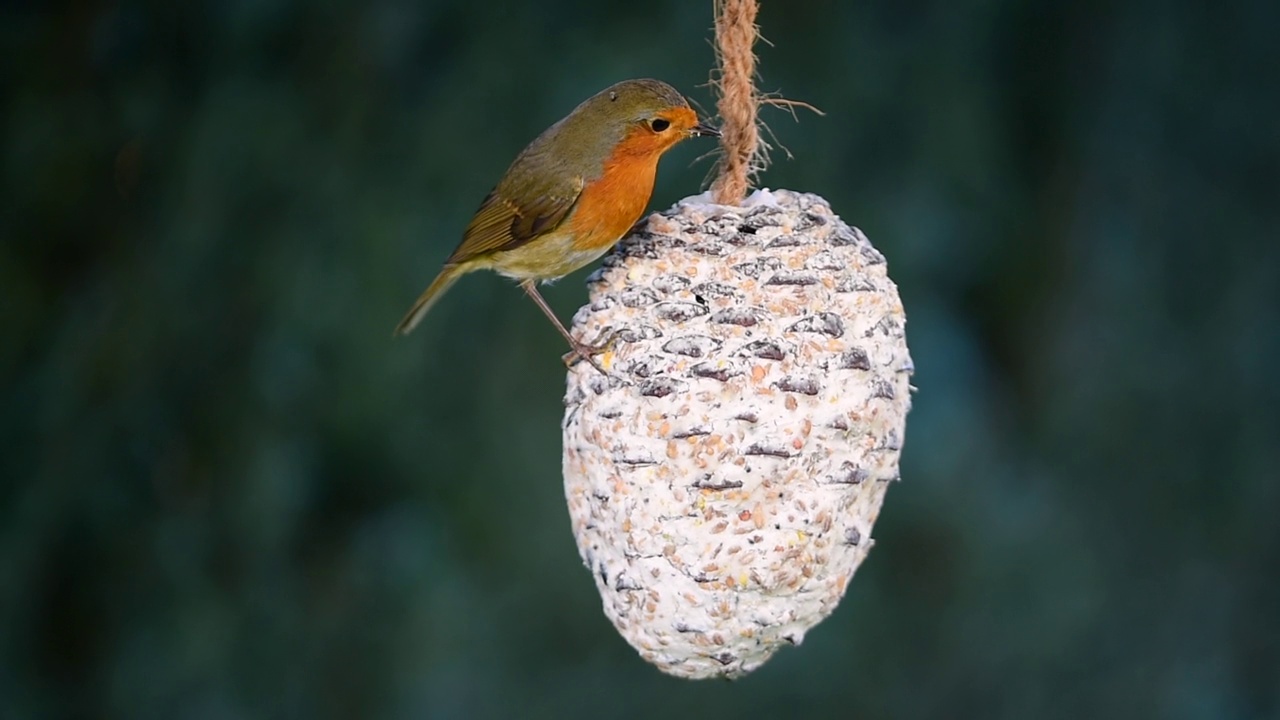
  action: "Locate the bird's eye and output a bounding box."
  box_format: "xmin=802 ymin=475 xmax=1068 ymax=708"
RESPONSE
xmin=649 ymin=118 xmax=671 ymax=132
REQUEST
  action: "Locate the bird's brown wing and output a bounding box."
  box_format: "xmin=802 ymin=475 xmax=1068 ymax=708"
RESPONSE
xmin=445 ymin=176 xmax=584 ymax=266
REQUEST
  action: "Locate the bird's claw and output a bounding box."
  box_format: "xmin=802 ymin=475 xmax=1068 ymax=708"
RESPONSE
xmin=562 ymin=328 xmax=622 ymax=376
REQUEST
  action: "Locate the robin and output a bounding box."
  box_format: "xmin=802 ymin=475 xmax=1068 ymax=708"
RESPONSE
xmin=393 ymin=78 xmax=718 ymax=370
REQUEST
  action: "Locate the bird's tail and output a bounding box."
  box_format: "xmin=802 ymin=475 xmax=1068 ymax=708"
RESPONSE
xmin=393 ymin=264 xmax=465 ymax=336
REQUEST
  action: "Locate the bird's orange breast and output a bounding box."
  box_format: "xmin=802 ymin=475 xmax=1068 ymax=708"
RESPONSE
xmin=566 ymin=132 xmax=667 ymax=251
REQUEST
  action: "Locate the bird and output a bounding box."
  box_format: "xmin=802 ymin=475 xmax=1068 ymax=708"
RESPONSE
xmin=393 ymin=78 xmax=718 ymax=370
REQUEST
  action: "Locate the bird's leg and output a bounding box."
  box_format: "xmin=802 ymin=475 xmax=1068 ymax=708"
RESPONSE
xmin=519 ymin=280 xmax=615 ymax=374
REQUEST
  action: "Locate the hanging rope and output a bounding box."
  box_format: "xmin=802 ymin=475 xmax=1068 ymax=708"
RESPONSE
xmin=710 ymin=0 xmax=761 ymax=206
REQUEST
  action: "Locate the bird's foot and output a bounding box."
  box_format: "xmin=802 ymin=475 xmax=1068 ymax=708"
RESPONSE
xmin=561 ymin=329 xmax=622 ymax=375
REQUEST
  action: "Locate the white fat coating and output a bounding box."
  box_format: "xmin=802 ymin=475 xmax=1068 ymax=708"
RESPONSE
xmin=676 ymin=187 xmax=781 ymax=212
xmin=563 ymin=189 xmax=913 ymax=679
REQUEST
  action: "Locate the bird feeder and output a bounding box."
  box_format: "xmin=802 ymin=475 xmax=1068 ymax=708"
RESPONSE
xmin=561 ymin=0 xmax=913 ymax=679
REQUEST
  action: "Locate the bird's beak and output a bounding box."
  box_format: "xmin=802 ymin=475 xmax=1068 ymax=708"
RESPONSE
xmin=690 ymin=119 xmax=721 ymax=138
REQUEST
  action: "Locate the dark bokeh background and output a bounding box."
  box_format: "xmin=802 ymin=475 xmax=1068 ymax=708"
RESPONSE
xmin=4 ymin=1 xmax=1278 ymax=718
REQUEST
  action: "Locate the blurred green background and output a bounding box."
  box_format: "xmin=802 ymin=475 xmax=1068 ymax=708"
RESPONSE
xmin=3 ymin=0 xmax=1278 ymax=718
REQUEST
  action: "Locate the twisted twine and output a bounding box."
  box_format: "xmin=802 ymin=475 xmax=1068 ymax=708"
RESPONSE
xmin=710 ymin=0 xmax=761 ymax=206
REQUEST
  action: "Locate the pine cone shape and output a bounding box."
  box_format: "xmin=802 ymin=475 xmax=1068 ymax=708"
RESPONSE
xmin=562 ymin=189 xmax=913 ymax=679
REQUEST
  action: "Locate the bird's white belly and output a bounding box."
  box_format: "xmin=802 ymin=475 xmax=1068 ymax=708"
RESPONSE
xmin=488 ymin=229 xmax=614 ymax=281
